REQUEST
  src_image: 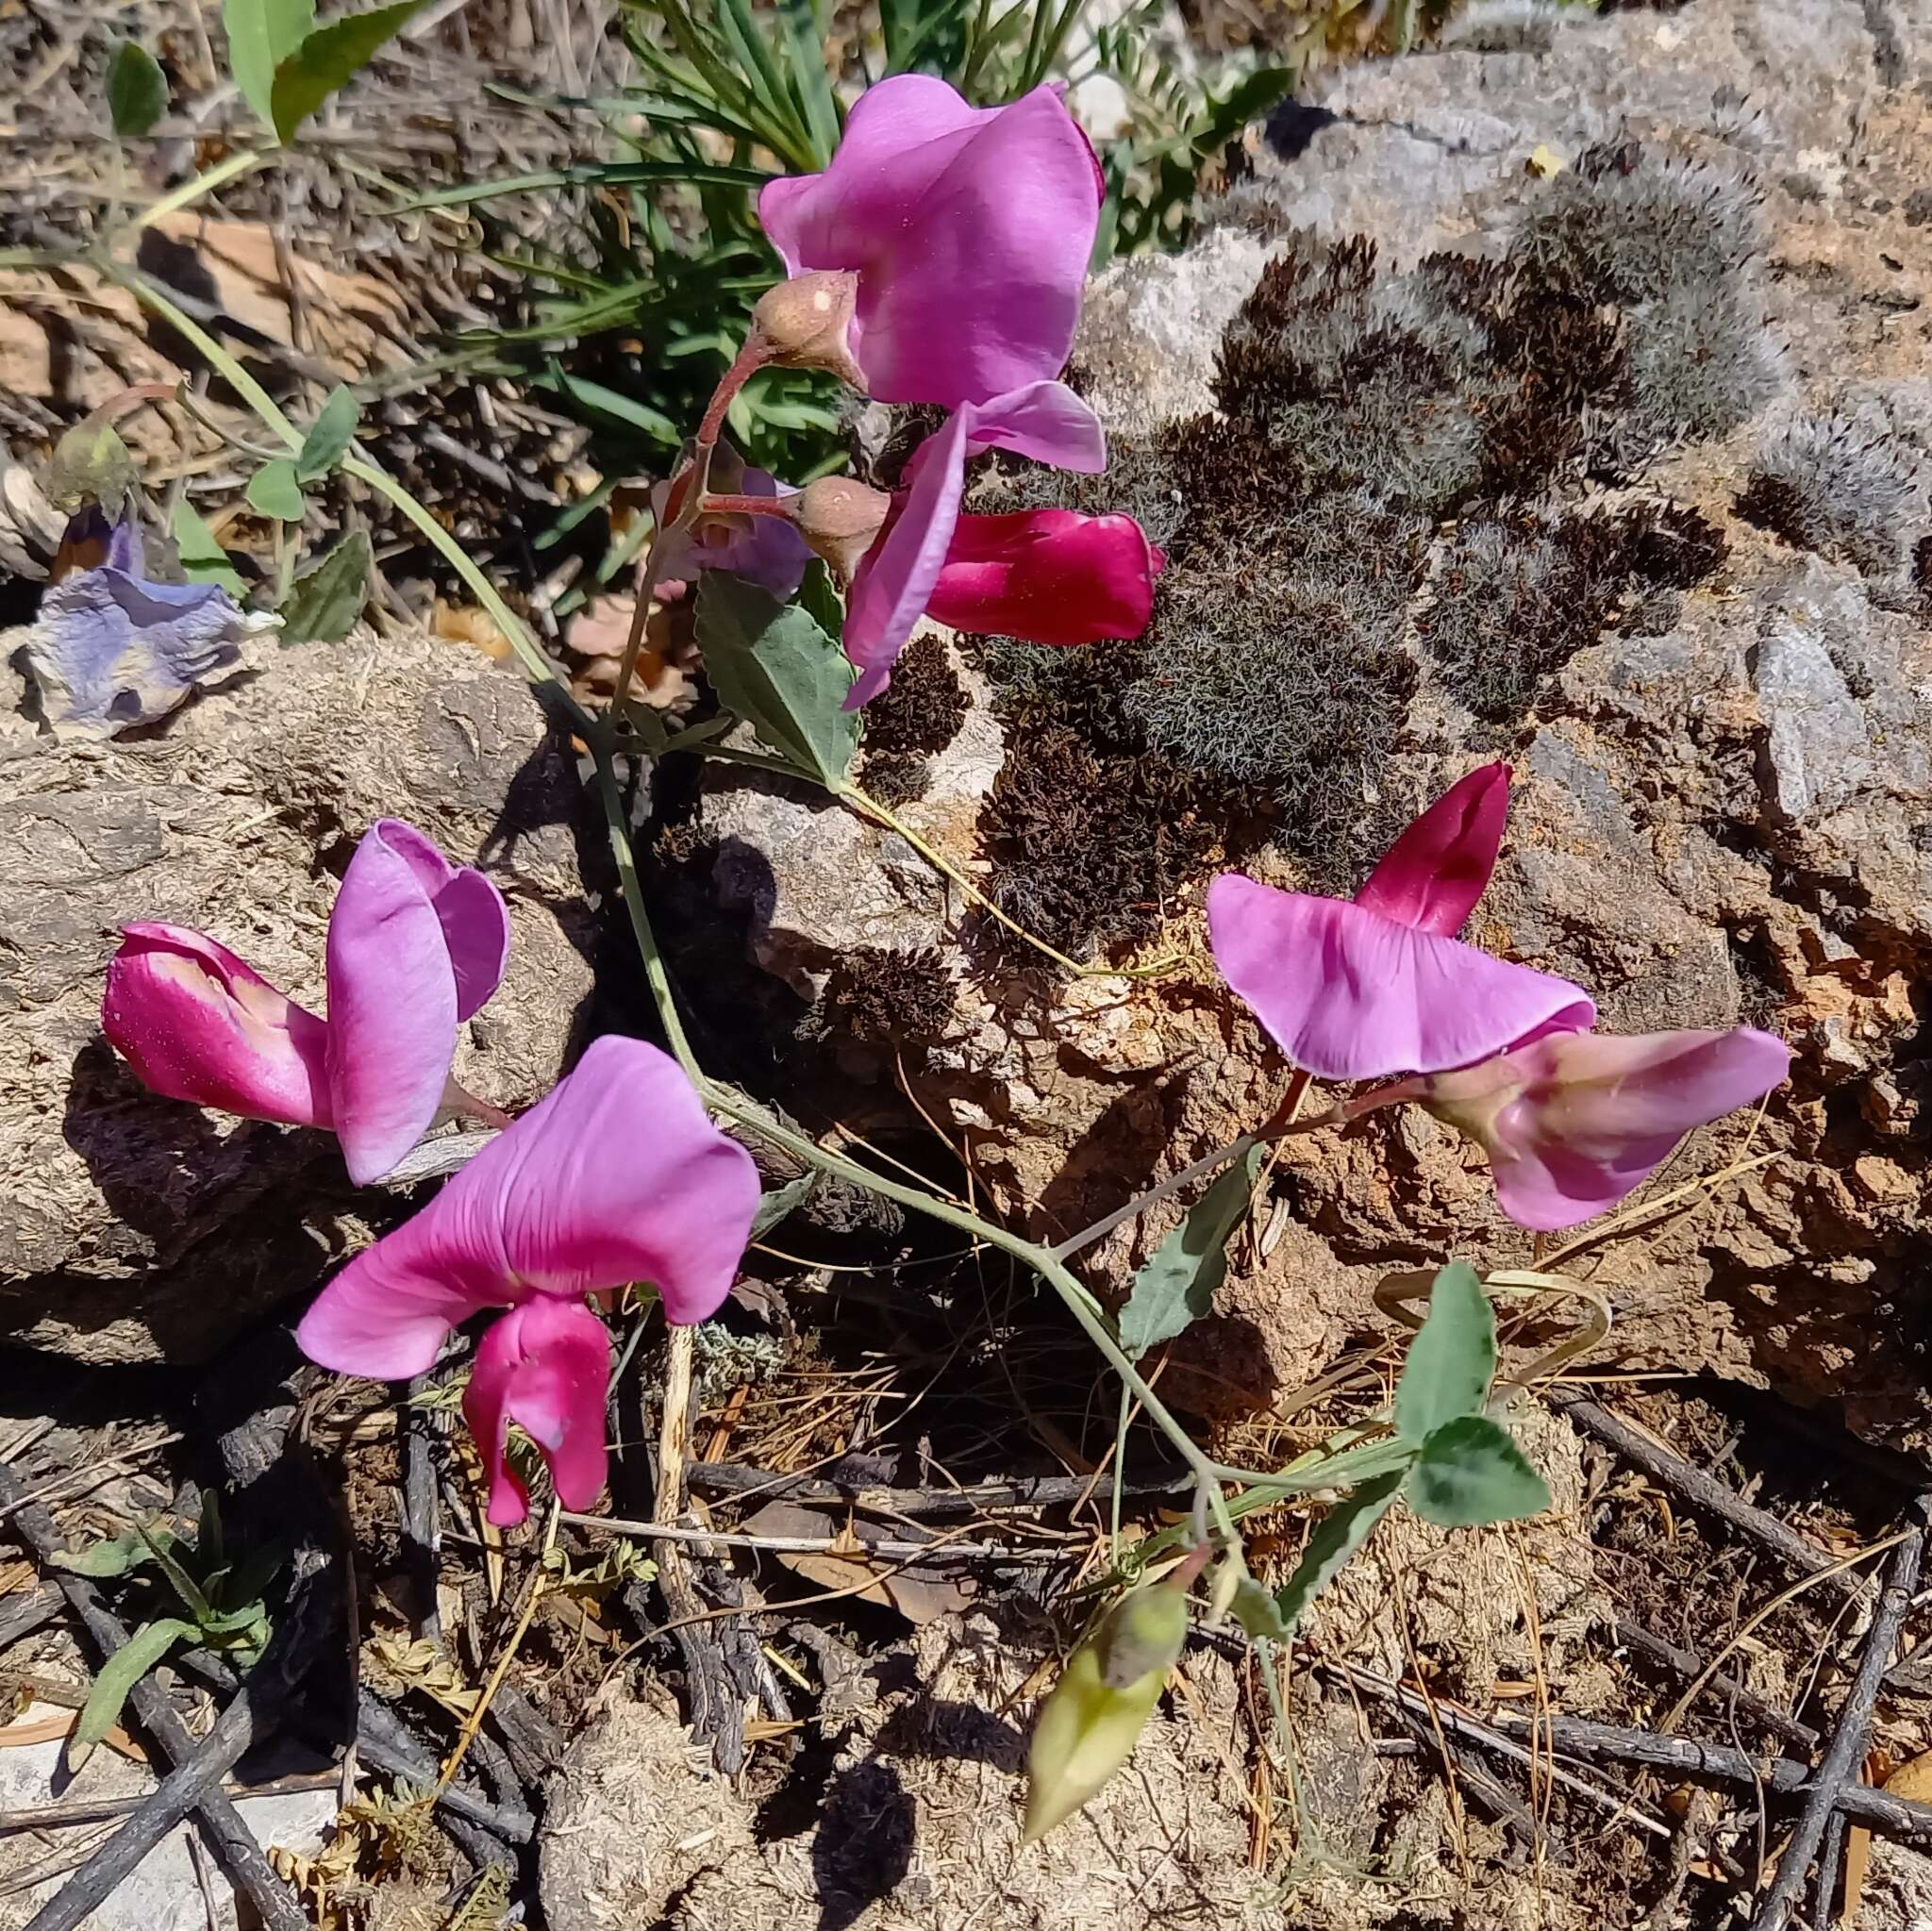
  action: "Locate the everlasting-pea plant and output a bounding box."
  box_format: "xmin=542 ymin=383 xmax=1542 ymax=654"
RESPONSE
xmin=103 ymin=819 xmax=510 ymax=1184
xmin=87 ymin=45 xmax=1800 ymax=1863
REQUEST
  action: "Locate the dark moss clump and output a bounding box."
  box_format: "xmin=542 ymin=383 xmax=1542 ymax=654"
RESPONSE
xmin=1510 ymin=144 xmax=1778 ymax=458
xmin=1422 ymin=502 xmax=1727 ymax=731
xmin=1914 ymin=533 xmax=1932 ymax=600
xmin=1620 ymin=500 xmax=1729 ymax=588
xmin=1736 ymin=410 xmax=1924 ymax=578
xmin=1123 ymin=497 xmax=1428 ymax=883
xmin=819 ymin=946 xmax=956 ymax=1056
xmin=976 ymin=722 xmax=1268 ymax=960
xmin=858 ymin=633 xmax=969 ymax=803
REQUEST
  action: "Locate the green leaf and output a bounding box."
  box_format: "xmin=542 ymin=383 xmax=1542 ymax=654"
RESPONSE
xmin=76 ymin=1618 xmax=196 ymax=1747
xmin=1270 ymin=1471 xmax=1406 ymax=1629
xmin=750 ymin=1173 xmax=815 ymax=1240
xmin=694 ymin=571 xmax=859 ymax=788
xmin=797 ymin=557 xmax=844 ymax=640
xmin=170 ymin=497 xmax=247 ymax=598
xmin=245 ymin=458 xmax=305 ymax=523
xmin=278 ymin=530 xmax=371 ymax=645
xmin=268 ymin=0 xmax=429 ymax=142
xmin=1116 ymin=1144 xmax=1263 ymax=1361
xmin=224 ymin=0 xmax=314 ymax=135
xmin=55 ymin=1527 xmax=155 ymax=1580
xmin=107 ymin=42 xmax=169 ymax=136
xmin=294 ymin=384 xmax=359 ymax=481
xmin=1393 ymin=1261 xmax=1496 ymax=1446
xmin=1408 ymin=1417 xmax=1553 ymax=1528
xmin=141 ymin=1523 xmax=215 ymax=1625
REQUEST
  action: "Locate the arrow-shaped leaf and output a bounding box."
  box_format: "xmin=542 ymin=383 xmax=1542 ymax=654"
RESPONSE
xmin=1393 ymin=1260 xmax=1495 ymax=1446
xmin=1408 ymin=1417 xmax=1552 ymax=1528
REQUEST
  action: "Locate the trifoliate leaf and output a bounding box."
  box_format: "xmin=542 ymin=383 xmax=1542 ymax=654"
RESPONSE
xmin=224 ymin=0 xmax=315 ymax=136
xmin=245 ymin=458 xmax=305 ymax=523
xmin=267 ymin=0 xmax=429 ymax=142
xmin=278 ymin=529 xmax=370 ymax=645
xmin=293 ymin=383 xmax=359 ymax=481
xmin=107 ymin=42 xmax=169 ymax=136
xmin=695 ymin=570 xmax=859 ymax=788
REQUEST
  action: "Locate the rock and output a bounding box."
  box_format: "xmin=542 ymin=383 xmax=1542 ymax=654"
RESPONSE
xmin=691 ymin=0 xmax=1932 ymax=1450
xmin=0 ymin=628 xmax=596 ymax=1363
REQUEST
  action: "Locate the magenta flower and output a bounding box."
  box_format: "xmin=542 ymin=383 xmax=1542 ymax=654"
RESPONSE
xmin=923 ymin=508 xmax=1165 ymax=646
xmin=295 ymin=1035 xmax=761 ymax=1525
xmin=1208 ymin=765 xmax=1595 ymax=1082
xmin=757 ymin=75 xmax=1104 ymax=408
xmin=101 ymin=819 xmax=509 ymax=1186
xmin=841 ymin=380 xmax=1108 ymax=706
xmin=1357 ymin=1026 xmax=1792 ymax=1230
xmin=101 ymin=924 xmax=332 ymax=1127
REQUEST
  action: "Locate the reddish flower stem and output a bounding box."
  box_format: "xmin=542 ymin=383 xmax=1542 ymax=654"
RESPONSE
xmin=698 ymin=492 xmax=791 ymax=518
xmin=694 ymin=336 xmax=769 ymax=453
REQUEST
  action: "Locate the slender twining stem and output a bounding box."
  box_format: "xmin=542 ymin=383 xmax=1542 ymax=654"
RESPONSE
xmin=702 ymin=1083 xmax=1241 ymax=1545
xmin=592 ymin=747 xmax=701 ymax=1088
xmin=128 ymin=150 xmax=266 ymax=232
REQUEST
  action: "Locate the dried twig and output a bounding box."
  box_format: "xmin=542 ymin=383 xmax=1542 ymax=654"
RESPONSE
xmin=1611 ymin=1620 xmax=1821 ymax=1751
xmin=1488 ymin=1711 xmax=1932 ymax=1850
xmin=685 ymin=1461 xmax=1192 ymax=1516
xmin=0 ymin=1772 xmax=341 ymax=1836
xmin=1744 ymin=1501 xmax=1926 ymax=1930
xmin=1551 ymin=1392 xmax=1862 ymax=1588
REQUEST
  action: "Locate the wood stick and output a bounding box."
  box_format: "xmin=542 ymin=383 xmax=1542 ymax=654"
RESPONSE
xmin=1611 ymin=1620 xmax=1821 ymax=1751
xmin=1488 ymin=1711 xmax=1932 ymax=1850
xmin=1744 ymin=1504 xmax=1925 ymax=1930
xmin=685 ymin=1461 xmax=1193 ymax=1516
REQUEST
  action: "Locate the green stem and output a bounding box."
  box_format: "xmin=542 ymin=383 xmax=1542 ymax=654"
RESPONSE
xmin=128 ymin=149 xmax=266 ymax=231
xmin=593 ymin=747 xmax=702 ymax=1087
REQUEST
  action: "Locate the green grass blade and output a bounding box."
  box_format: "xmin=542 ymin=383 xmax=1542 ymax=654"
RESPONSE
xmin=398 ymin=158 xmax=768 ymax=212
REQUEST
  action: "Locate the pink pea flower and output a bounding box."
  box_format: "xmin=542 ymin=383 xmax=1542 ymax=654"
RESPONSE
xmin=295 ymin=1035 xmax=761 ymax=1524
xmin=757 ymin=75 xmax=1104 ymax=408
xmin=1208 ymin=764 xmax=1595 ymax=1082
xmin=841 ymin=380 xmax=1111 ymax=706
xmin=923 ymin=508 xmax=1165 ymax=647
xmin=1353 ymin=1026 xmax=1791 ymax=1230
xmin=101 ymin=819 xmax=510 ymax=1186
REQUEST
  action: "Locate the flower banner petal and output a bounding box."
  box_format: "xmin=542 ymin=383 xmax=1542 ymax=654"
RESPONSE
xmin=925 ymin=508 xmax=1161 ymax=645
xmin=1208 ymin=874 xmax=1595 ymax=1081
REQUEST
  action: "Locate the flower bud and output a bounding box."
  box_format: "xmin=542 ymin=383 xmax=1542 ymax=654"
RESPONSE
xmin=1023 ymin=1579 xmax=1189 ymax=1842
xmin=788 ymin=475 xmax=891 ymax=584
xmin=750 ymin=271 xmax=865 ymax=390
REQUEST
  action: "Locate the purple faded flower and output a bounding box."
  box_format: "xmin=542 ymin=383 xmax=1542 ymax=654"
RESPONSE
xmin=22 ymin=509 xmax=271 ymax=735
xmin=101 ymin=819 xmax=509 ymax=1185
xmin=757 ymin=75 xmax=1104 ymax=408
xmin=295 ymin=1035 xmax=761 ymax=1524
xmin=1208 ymin=766 xmax=1594 ymax=1082
xmin=1355 ymin=1027 xmax=1792 ymax=1230
xmin=841 ymin=380 xmax=1107 ymax=706
xmin=650 ymin=455 xmax=810 ymax=605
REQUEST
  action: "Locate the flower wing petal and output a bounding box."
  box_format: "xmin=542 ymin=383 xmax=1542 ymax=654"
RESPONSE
xmin=462 ymin=1298 xmax=611 ymax=1526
